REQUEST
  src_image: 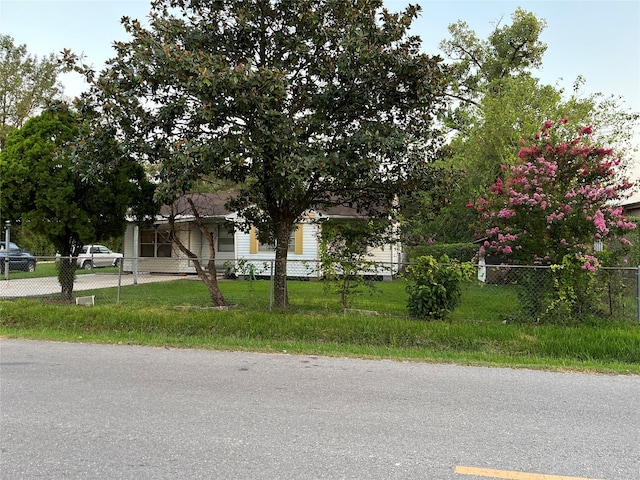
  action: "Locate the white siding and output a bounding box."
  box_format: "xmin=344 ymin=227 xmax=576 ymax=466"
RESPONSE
xmin=124 ymin=213 xmax=402 ymax=279
xmin=367 ymin=242 xmax=403 ymax=278
xmin=235 ymin=221 xmax=322 ymax=278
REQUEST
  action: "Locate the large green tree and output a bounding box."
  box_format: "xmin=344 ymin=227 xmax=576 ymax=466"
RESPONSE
xmin=0 ymin=35 xmax=62 ymax=150
xmin=440 ymin=8 xmax=547 ymax=111
xmin=65 ymin=0 xmax=447 ymax=308
xmin=0 ymin=102 xmax=155 ymax=301
xmin=401 ymin=8 xmax=638 ymax=245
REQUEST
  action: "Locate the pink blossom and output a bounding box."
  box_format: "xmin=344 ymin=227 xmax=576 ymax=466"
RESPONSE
xmin=497 ymin=209 xmax=515 ymax=219
xmin=581 ymin=254 xmax=600 ymax=272
xmin=471 ymin=121 xmax=634 ymax=265
xmin=546 ymin=212 xmax=565 ymax=223
xmin=593 ymin=210 xmax=608 ymax=234
xmin=490 ymin=178 xmax=504 ymax=194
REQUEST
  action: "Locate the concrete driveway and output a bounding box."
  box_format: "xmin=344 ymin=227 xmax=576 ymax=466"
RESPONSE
xmin=0 ymin=273 xmax=190 ymax=298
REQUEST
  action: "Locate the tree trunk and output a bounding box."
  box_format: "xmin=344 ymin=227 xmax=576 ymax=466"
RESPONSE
xmin=170 ymin=233 xmax=228 ymax=307
xmin=169 ymin=199 xmax=229 ymax=307
xmin=272 ymin=222 xmax=291 ymax=309
xmin=57 ymin=257 xmax=76 ymax=303
xmin=196 ymin=258 xmax=228 ymax=306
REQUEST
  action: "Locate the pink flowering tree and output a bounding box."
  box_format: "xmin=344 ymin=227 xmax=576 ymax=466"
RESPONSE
xmin=470 ymin=120 xmax=635 ymax=268
xmin=469 ymin=121 xmax=636 ymax=321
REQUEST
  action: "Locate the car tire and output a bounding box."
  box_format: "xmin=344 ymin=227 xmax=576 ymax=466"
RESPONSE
xmin=82 ymin=260 xmax=93 ymax=270
xmin=26 ymin=261 xmax=36 ymax=272
xmin=114 ymin=258 xmax=120 ymax=268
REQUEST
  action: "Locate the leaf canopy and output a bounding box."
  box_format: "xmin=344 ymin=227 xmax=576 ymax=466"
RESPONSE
xmin=67 ymin=0 xmax=448 ymax=307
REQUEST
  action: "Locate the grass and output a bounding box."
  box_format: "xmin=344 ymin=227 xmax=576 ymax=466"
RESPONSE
xmin=1 ymin=278 xmax=639 ymax=374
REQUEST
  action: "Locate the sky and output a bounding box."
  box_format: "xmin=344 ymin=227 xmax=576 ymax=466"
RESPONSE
xmin=1 ymin=0 xmax=639 ymax=183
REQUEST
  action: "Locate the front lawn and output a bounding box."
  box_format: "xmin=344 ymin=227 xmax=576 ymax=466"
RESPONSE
xmin=1 ymin=278 xmax=638 ymax=373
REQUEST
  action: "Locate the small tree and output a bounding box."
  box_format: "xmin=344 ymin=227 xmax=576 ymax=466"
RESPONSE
xmin=0 ymin=102 xmax=155 ymax=301
xmin=163 ymin=194 xmax=230 ymax=307
xmin=469 ymin=120 xmax=636 ymax=266
xmin=319 ymin=219 xmax=392 ymax=313
xmin=469 ymin=121 xmax=636 ymax=322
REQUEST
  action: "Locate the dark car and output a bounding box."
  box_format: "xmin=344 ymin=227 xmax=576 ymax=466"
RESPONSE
xmin=0 ymin=241 xmax=37 ymax=272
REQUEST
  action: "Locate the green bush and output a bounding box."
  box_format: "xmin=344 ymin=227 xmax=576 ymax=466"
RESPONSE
xmin=406 ymin=242 xmax=477 ymax=262
xmin=405 ymin=255 xmax=474 ymax=320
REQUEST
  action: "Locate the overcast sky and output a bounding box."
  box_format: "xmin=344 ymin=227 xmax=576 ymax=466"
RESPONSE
xmin=2 ymin=0 xmax=639 ymax=184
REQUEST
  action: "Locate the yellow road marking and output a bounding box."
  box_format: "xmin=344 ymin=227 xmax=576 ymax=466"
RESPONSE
xmin=455 ymin=466 xmax=604 ymax=480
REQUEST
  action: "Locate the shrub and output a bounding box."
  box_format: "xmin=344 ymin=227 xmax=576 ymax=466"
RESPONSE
xmin=406 ymin=242 xmax=477 ymax=263
xmin=405 ymin=255 xmax=474 ymax=320
xmin=543 ymin=254 xmax=604 ymax=323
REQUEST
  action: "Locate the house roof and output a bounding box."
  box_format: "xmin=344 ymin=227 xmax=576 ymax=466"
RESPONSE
xmin=158 ymin=192 xmax=366 ymax=220
xmin=320 ymin=203 xmax=365 ymax=218
xmin=622 ymin=201 xmax=640 ymax=217
xmin=159 ymin=193 xmax=235 ymax=218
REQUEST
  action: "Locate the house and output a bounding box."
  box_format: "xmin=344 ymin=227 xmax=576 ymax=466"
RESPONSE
xmin=122 ymin=193 xmax=403 ymax=279
xmin=622 ymin=199 xmax=640 ymax=219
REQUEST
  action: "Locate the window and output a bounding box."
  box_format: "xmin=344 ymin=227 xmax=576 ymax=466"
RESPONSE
xmin=250 ymin=225 xmax=303 ymax=254
xmin=258 ymin=241 xmax=275 ymax=252
xmin=218 ymin=225 xmax=235 ymax=253
xmin=140 ymin=228 xmax=172 ymax=257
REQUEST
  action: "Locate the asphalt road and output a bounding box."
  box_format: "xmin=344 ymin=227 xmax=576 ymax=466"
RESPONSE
xmin=1 ymin=339 xmax=638 ymax=480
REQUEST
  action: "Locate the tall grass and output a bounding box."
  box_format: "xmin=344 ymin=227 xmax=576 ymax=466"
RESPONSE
xmin=1 ymin=278 xmax=638 ymax=373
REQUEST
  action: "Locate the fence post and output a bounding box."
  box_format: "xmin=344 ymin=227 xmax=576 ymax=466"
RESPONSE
xmin=117 ymin=259 xmax=123 ymax=305
xmin=637 ymin=266 xmax=640 ymax=324
xmin=269 ymin=259 xmax=274 ymax=311
xmin=133 ymin=225 xmax=139 ymax=285
xmin=4 ymin=221 xmax=10 ymax=280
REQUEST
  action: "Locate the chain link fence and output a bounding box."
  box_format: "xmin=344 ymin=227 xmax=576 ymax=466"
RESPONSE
xmin=475 ymin=264 xmax=639 ymax=324
xmin=0 ymin=256 xmax=193 ymax=304
xmin=1 ymin=256 xmax=638 ymax=323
